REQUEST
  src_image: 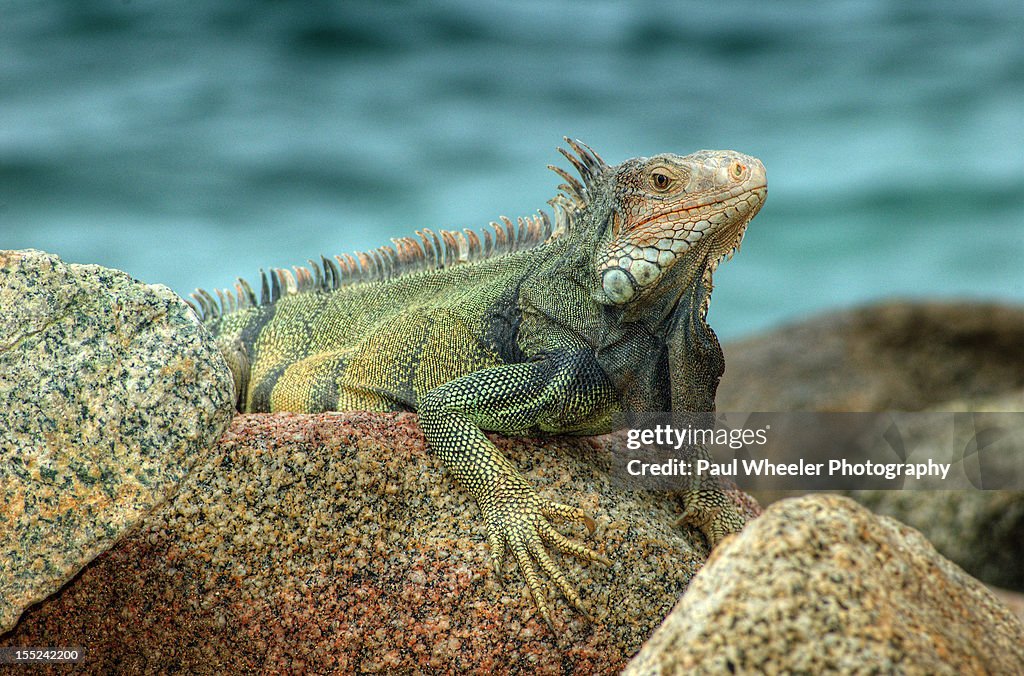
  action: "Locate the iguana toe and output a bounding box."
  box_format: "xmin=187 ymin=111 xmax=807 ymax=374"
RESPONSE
xmin=487 ymin=530 xmax=507 ymax=580
xmin=538 ymin=501 xmax=611 ymax=566
xmin=526 ymin=535 xmax=594 ymax=622
xmin=512 ymin=545 xmax=557 ymax=633
xmin=483 ymin=488 xmax=606 ymax=630
xmin=541 ymin=499 xmax=598 ymax=535
xmin=677 ymin=489 xmax=747 ymax=548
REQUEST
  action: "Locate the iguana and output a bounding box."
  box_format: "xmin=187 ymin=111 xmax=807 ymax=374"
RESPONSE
xmin=188 ymin=138 xmax=767 ymax=630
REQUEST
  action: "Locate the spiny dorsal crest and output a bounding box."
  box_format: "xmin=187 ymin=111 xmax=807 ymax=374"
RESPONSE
xmin=187 ymin=137 xmax=611 ymax=322
xmin=547 ymin=137 xmax=610 ymax=210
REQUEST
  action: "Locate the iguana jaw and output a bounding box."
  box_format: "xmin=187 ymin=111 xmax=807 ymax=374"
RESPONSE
xmin=594 ymin=150 xmax=766 ymax=307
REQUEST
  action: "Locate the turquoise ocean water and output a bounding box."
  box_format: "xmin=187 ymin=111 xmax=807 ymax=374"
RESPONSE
xmin=2 ymin=1 xmax=1022 ymax=338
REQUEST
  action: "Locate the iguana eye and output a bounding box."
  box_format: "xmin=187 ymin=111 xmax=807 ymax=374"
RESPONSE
xmin=730 ymin=162 xmax=746 ymax=180
xmin=650 ymin=172 xmax=672 ymax=191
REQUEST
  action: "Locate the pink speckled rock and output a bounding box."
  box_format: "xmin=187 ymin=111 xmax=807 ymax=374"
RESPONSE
xmin=1 ymin=412 xmax=758 ymax=673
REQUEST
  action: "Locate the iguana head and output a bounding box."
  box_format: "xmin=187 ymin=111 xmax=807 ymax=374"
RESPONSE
xmin=553 ymin=141 xmax=767 ymax=307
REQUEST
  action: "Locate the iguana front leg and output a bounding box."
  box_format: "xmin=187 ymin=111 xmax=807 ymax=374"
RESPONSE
xmin=418 ymin=350 xmax=614 ymax=631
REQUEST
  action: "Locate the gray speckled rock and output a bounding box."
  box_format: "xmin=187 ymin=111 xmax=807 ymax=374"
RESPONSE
xmin=624 ymin=494 xmax=1024 ymax=675
xmin=0 ymin=249 xmax=235 ymax=633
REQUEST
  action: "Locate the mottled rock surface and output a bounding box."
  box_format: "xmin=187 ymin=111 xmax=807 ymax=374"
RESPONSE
xmin=625 ymin=494 xmax=1024 ymax=675
xmin=0 ymin=250 xmax=235 ymax=633
xmin=717 ymin=301 xmax=1024 ymax=591
xmin=1 ymin=413 xmax=757 ymax=674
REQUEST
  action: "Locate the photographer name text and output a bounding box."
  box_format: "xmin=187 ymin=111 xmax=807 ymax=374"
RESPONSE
xmin=625 ymin=458 xmax=951 ymax=481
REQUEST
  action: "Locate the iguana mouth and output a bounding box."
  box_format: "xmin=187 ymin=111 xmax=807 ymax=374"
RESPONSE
xmin=630 ymin=187 xmax=763 ymax=234
xmin=710 ymin=183 xmax=767 ymax=269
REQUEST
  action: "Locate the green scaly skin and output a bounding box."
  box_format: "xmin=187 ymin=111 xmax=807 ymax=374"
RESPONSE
xmin=193 ymin=138 xmax=767 ymax=631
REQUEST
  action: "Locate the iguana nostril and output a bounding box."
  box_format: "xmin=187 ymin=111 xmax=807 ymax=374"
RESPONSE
xmin=602 ymin=268 xmax=635 ymax=304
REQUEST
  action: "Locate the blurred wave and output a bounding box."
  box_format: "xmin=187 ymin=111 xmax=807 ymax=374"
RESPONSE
xmin=2 ymin=0 xmax=1022 ymax=338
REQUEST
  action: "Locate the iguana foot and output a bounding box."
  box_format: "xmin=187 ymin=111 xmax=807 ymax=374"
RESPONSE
xmin=676 ymin=489 xmax=746 ymax=548
xmin=482 ymin=477 xmax=610 ymax=632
